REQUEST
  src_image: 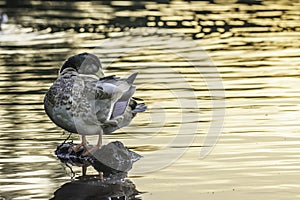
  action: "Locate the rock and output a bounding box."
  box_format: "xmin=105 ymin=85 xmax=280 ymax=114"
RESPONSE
xmin=91 ymin=141 xmax=142 ymax=176
xmin=55 ymin=141 xmax=142 ymax=177
xmin=55 ymin=142 xmax=93 ymax=167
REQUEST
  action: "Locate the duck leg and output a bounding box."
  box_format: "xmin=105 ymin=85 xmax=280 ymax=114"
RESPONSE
xmin=74 ymin=135 xmax=88 ymax=152
xmin=99 ymin=172 xmax=104 ymax=181
xmin=82 ymin=165 xmax=87 ymax=176
xmin=84 ymin=128 xmax=103 ymax=155
xmin=82 ymin=135 xmax=88 ymax=146
xmin=90 ymin=129 xmax=103 ymax=153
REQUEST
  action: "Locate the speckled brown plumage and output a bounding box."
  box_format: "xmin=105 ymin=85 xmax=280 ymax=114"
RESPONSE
xmin=44 ymin=53 xmax=146 ymax=136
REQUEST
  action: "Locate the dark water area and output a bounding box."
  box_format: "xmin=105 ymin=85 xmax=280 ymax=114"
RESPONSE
xmin=0 ymin=0 xmax=300 ymax=199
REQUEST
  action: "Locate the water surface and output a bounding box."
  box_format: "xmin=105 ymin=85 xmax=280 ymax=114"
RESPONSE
xmin=0 ymin=0 xmax=300 ymax=199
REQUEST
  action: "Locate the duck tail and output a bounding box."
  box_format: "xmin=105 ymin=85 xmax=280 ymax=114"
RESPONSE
xmin=126 ymin=72 xmax=138 ymax=85
xmin=132 ymin=103 xmax=147 ymax=113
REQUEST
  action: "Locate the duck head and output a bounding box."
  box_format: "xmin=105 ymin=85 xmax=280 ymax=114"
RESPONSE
xmin=59 ymin=53 xmax=104 ymax=78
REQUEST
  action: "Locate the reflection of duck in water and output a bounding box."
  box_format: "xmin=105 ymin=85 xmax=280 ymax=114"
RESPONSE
xmin=44 ymin=53 xmax=146 ymax=155
xmin=0 ymin=12 xmax=8 ymax=31
xmin=50 ymin=175 xmax=141 ymax=200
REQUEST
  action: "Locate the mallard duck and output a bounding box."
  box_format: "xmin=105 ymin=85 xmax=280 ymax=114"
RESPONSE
xmin=44 ymin=53 xmax=146 ymax=154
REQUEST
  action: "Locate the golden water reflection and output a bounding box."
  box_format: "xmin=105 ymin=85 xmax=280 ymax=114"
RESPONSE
xmin=0 ymin=0 xmax=300 ymax=199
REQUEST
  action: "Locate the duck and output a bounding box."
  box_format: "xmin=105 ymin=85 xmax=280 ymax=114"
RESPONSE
xmin=0 ymin=12 xmax=8 ymax=31
xmin=44 ymin=53 xmax=146 ymax=155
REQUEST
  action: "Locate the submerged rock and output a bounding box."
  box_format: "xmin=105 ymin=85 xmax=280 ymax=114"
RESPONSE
xmin=54 ymin=142 xmax=93 ymax=167
xmin=55 ymin=141 xmax=142 ymax=177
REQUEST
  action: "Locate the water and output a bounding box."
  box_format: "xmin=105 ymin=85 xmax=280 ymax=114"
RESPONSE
xmin=1 ymin=0 xmax=300 ymax=199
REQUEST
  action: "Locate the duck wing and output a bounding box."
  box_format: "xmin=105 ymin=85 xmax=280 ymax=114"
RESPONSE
xmin=95 ymin=72 xmax=138 ymax=122
xmin=111 ymin=84 xmax=136 ymax=119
